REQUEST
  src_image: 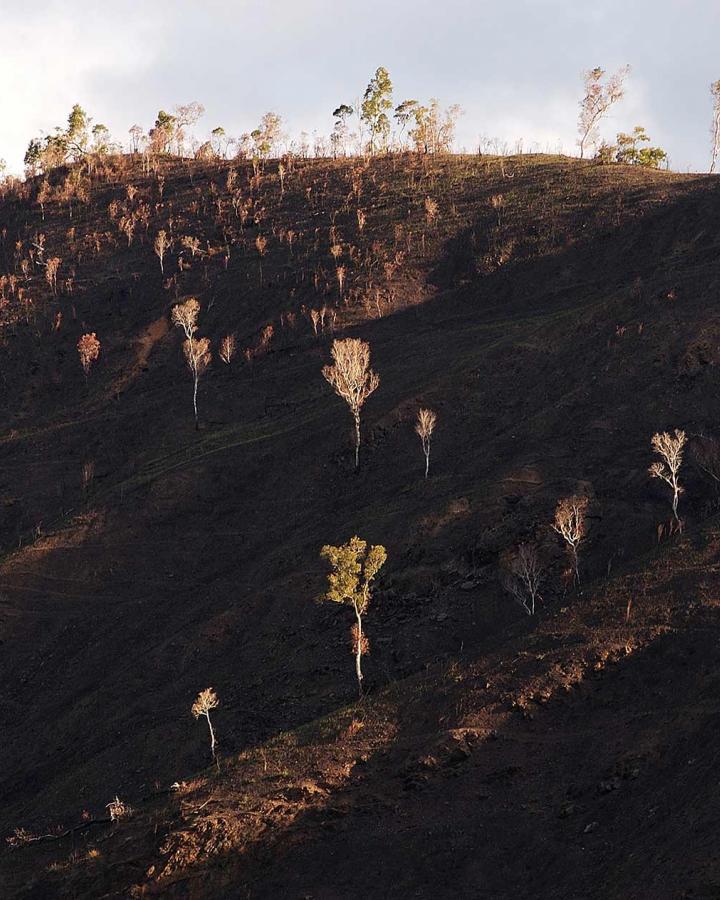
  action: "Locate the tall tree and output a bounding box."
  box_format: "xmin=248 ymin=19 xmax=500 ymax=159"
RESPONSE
xmin=172 ymin=298 xmax=212 ymax=429
xmin=174 ymin=101 xmax=205 ymax=155
xmin=711 ymin=80 xmax=720 ymax=173
xmin=149 ymin=110 xmax=176 ymax=154
xmin=251 ymin=112 xmax=283 ymax=159
xmin=577 ymin=65 xmax=629 ymax=159
xmin=191 ymin=688 xmax=220 ymax=770
xmin=320 ymin=536 xmax=387 ymax=697
xmin=415 ymin=408 xmax=437 ymax=478
xmin=91 ymin=123 xmax=111 ymax=153
xmin=552 ymin=495 xmax=589 ymax=586
xmin=649 ymin=429 xmax=686 ymax=524
xmin=66 ymin=104 xmax=91 ymax=159
xmin=323 ymin=338 xmax=380 ymax=468
xmin=394 ymin=100 xmax=420 ymax=144
xmin=361 ymin=67 xmax=393 ymax=153
xmin=331 ymin=104 xmax=354 ymax=156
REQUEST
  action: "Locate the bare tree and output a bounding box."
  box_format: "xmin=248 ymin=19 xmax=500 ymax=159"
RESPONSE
xmin=577 ymin=66 xmax=629 ymax=159
xmin=154 ymin=229 xmax=169 ymax=274
xmin=424 ymin=197 xmax=438 ymax=224
xmin=45 ymin=257 xmax=61 ymax=296
xmin=320 ymin=536 xmax=387 ymax=697
xmin=336 ymin=264 xmax=346 ymax=298
xmin=649 ymin=429 xmax=686 ymax=523
xmin=128 ymin=124 xmax=144 ymax=154
xmin=77 ymin=332 xmax=101 ymax=380
xmin=711 ymin=80 xmax=720 ymax=173
xmin=415 ymin=408 xmax=437 ymax=478
xmin=323 ymin=338 xmax=380 ymax=468
xmin=180 ymin=235 xmax=201 ymax=259
xmin=255 ymin=234 xmax=267 ymax=287
xmin=192 ymin=687 xmax=220 ymax=770
xmin=174 ymin=101 xmax=205 ymax=155
xmin=500 ymin=542 xmax=543 ymax=615
xmin=219 ymin=334 xmax=236 ymax=367
xmin=552 ymin=495 xmax=589 ymax=586
xmin=172 ymin=298 xmax=211 ymax=429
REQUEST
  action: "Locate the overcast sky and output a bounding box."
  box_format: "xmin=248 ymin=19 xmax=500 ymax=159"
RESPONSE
xmin=1 ymin=0 xmax=718 ymax=175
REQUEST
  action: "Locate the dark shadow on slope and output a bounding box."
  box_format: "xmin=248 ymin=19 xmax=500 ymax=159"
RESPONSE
xmin=2 ymin=163 xmax=720 ymax=863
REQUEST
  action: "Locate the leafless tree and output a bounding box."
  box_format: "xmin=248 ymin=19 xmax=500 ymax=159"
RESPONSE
xmin=577 ymin=66 xmax=629 ymax=159
xmin=181 ymin=235 xmax=201 ymax=259
xmin=336 ymin=264 xmax=346 ymax=297
xmin=128 ymin=124 xmax=144 ymax=154
xmin=500 ymin=542 xmax=544 ymax=615
xmin=219 ymin=334 xmax=236 ymax=366
xmin=424 ymin=197 xmax=438 ymax=224
xmin=172 ymin=298 xmax=211 ymax=429
xmin=711 ymin=80 xmax=720 ymax=173
xmin=45 ymin=257 xmax=61 ymax=296
xmin=649 ymin=429 xmax=686 ymax=523
xmin=192 ymin=687 xmax=220 ymax=770
xmin=154 ymin=230 xmax=169 ymax=274
xmin=323 ymin=338 xmax=380 ymax=468
xmin=552 ymin=495 xmax=589 ymax=586
xmin=77 ymin=332 xmax=101 ymax=379
xmin=255 ymin=234 xmax=267 ymax=287
xmin=174 ymin=102 xmax=205 ymax=155
xmin=415 ymin=408 xmax=437 ymax=478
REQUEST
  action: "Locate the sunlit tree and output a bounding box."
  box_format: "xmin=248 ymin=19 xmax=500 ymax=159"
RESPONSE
xmin=320 ymin=536 xmax=387 ymax=697
xmin=77 ymin=332 xmax=101 ymax=380
xmin=649 ymin=429 xmax=686 ymax=523
xmin=415 ymin=408 xmax=437 ymax=478
xmin=172 ymin=298 xmax=211 ymax=429
xmin=361 ymin=67 xmax=393 ymax=153
xmin=192 ymin=688 xmax=220 ymax=770
xmin=323 ymin=338 xmax=380 ymax=468
xmin=552 ymin=495 xmax=589 ymax=586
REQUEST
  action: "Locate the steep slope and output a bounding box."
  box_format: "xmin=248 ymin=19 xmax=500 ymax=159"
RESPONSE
xmin=0 ymin=153 xmax=719 ymax=897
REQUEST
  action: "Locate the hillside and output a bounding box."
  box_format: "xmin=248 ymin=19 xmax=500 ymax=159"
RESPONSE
xmin=1 ymin=152 xmax=720 ymax=898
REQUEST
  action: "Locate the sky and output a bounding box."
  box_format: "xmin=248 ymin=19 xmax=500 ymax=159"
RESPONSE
xmin=0 ymin=0 xmax=718 ymax=176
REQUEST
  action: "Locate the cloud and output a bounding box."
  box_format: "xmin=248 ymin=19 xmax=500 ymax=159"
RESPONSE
xmin=0 ymin=0 xmax=717 ymax=174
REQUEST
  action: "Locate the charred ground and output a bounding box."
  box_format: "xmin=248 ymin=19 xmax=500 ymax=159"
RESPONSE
xmin=1 ymin=153 xmax=720 ymax=897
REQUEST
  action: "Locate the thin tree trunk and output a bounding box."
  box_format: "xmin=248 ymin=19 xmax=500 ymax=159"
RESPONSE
xmin=206 ymin=713 xmax=219 ymax=771
xmin=572 ymin=546 xmax=580 ymax=587
xmin=353 ymin=601 xmax=364 ymax=698
xmin=354 ymin=413 xmax=361 ymax=469
xmin=193 ymin=371 xmax=199 ymax=430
